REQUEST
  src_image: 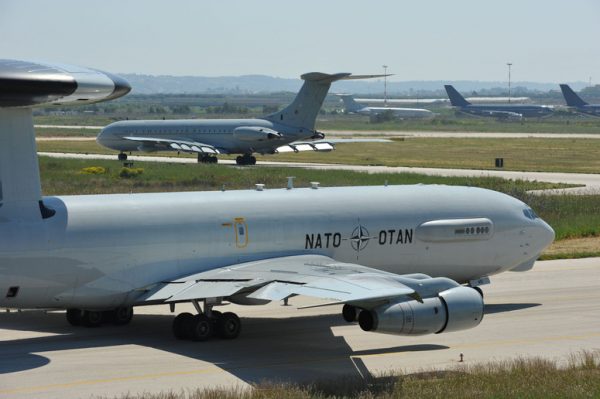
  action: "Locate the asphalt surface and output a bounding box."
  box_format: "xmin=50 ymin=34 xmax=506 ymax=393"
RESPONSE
xmin=38 ymin=152 xmax=600 ymax=194
xmin=1 ymin=258 xmax=599 ymax=399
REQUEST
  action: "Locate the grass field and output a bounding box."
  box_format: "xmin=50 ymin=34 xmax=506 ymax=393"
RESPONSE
xmin=35 ymin=127 xmax=99 ymax=137
xmin=105 ymin=352 xmax=600 ymax=399
xmin=37 ymin=137 xmax=600 ymax=174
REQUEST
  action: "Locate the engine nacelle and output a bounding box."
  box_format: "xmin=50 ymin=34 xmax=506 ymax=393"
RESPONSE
xmin=358 ymin=286 xmax=483 ymax=336
xmin=233 ymin=126 xmax=282 ymax=142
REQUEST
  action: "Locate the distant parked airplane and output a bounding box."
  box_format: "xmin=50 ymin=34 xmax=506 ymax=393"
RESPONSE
xmin=559 ymin=84 xmax=600 ymax=117
xmin=337 ymin=94 xmax=434 ymax=119
xmin=97 ymin=73 xmax=386 ymax=165
xmin=444 ymin=85 xmax=553 ymax=119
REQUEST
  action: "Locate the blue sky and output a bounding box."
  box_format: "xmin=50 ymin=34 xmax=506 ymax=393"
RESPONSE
xmin=1 ymin=0 xmax=599 ymax=82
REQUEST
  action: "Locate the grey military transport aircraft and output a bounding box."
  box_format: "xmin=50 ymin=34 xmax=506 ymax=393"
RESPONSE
xmin=0 ymin=59 xmax=554 ymax=342
xmin=444 ymin=85 xmax=553 ymax=119
xmin=97 ymin=73 xmax=387 ymax=165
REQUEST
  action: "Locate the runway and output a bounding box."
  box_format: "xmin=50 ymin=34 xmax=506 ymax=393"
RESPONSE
xmin=38 ymin=152 xmax=600 ymax=194
xmin=1 ymin=258 xmax=599 ymax=399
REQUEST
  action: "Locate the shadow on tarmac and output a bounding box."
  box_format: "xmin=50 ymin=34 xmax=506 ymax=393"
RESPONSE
xmin=0 ymin=310 xmax=449 ymax=381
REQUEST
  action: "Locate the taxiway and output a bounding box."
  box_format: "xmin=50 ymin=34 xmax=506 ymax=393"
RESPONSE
xmin=1 ymin=258 xmax=599 ymax=399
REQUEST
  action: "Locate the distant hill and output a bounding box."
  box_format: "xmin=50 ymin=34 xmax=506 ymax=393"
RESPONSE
xmin=120 ymin=73 xmax=589 ymax=96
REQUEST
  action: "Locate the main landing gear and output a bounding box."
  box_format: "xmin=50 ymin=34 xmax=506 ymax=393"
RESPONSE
xmin=198 ymin=154 xmax=218 ymax=164
xmin=235 ymin=154 xmax=256 ymax=166
xmin=172 ymin=300 xmax=241 ymax=341
xmin=118 ymin=152 xmax=128 ymax=161
xmin=66 ymin=307 xmax=134 ymax=327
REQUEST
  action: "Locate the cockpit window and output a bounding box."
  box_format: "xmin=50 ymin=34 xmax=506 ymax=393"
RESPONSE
xmin=523 ymin=208 xmax=539 ymax=220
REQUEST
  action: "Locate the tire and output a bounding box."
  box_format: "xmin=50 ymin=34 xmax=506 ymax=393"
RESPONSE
xmin=190 ymin=314 xmax=213 ymax=341
xmin=113 ymin=306 xmax=134 ymax=325
xmin=172 ymin=312 xmax=194 ymax=340
xmin=236 ymin=156 xmax=243 ymax=165
xmin=81 ymin=310 xmax=103 ymax=327
xmin=66 ymin=308 xmax=82 ymax=326
xmin=250 ymin=156 xmax=256 ymax=165
xmin=118 ymin=153 xmax=127 ymax=161
xmin=216 ymin=312 xmax=241 ymax=340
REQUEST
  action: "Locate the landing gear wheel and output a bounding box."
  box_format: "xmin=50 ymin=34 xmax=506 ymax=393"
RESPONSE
xmin=190 ymin=314 xmax=213 ymax=341
xmin=172 ymin=312 xmax=194 ymax=340
xmin=216 ymin=312 xmax=241 ymax=340
xmin=198 ymin=154 xmax=219 ymax=164
xmin=235 ymin=154 xmax=255 ymax=166
xmin=118 ymin=152 xmax=127 ymax=161
xmin=342 ymin=304 xmax=357 ymax=323
xmin=112 ymin=306 xmax=134 ymax=325
xmin=81 ymin=310 xmax=103 ymax=327
xmin=66 ymin=308 xmax=82 ymax=326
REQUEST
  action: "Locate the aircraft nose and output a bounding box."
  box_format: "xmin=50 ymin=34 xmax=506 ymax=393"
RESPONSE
xmin=96 ymin=124 xmax=115 ymax=147
xmin=535 ymin=219 xmax=555 ymax=253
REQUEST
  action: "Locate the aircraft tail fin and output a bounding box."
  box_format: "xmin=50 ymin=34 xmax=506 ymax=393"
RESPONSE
xmin=264 ymin=73 xmax=387 ymax=130
xmin=560 ymin=84 xmax=588 ymax=107
xmin=337 ymin=94 xmax=363 ymax=113
xmin=444 ymin=85 xmax=471 ymax=107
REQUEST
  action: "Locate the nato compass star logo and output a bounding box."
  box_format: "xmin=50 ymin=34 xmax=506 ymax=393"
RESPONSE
xmin=348 ymin=225 xmax=373 ymax=252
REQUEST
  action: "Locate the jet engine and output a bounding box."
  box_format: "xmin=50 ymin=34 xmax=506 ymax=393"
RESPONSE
xmin=233 ymin=126 xmax=282 ymax=141
xmin=358 ymin=286 xmax=483 ymax=336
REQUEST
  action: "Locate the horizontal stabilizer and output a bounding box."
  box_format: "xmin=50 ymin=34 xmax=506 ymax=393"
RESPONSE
xmin=300 ymin=72 xmax=392 ymax=84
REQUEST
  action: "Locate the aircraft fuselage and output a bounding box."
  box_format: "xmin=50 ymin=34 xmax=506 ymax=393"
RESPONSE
xmin=97 ymin=118 xmax=314 ymax=155
xmin=0 ymin=185 xmax=554 ymax=310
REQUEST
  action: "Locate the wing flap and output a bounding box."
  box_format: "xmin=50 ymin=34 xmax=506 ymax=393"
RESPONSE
xmin=275 ymin=142 xmax=334 ymax=153
xmin=123 ymin=136 xmax=221 ymax=154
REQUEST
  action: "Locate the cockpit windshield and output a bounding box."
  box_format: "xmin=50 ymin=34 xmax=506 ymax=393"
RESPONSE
xmin=523 ymin=208 xmax=539 ymax=220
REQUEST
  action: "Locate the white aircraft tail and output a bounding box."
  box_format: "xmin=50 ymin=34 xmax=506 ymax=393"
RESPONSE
xmin=264 ymin=73 xmax=386 ymax=130
xmin=0 ymin=108 xmax=50 ymax=222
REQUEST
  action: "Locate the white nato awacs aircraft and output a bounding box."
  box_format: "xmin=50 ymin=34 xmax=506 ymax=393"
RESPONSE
xmin=97 ymin=73 xmax=390 ymax=165
xmin=337 ymin=94 xmax=434 ymax=119
xmin=0 ymin=59 xmax=554 ymax=342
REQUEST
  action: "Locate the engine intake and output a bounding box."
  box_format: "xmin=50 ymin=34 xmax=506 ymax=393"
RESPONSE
xmin=358 ymin=286 xmax=483 ymax=336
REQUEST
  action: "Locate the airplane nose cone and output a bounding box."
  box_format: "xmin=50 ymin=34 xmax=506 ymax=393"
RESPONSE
xmin=536 ymin=219 xmax=555 ymax=252
xmin=542 ymin=221 xmax=555 ymax=247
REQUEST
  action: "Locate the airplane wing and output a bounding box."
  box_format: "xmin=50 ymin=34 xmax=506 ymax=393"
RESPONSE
xmin=274 ymin=138 xmax=391 ymax=153
xmin=136 ymin=254 xmax=421 ymax=309
xmin=122 ymin=136 xmax=222 ymax=154
xmin=274 ymin=141 xmax=335 ymax=153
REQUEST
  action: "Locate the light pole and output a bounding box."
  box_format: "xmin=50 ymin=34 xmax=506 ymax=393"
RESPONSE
xmin=507 ymin=62 xmax=512 ymax=103
xmin=382 ymin=65 xmax=388 ymax=106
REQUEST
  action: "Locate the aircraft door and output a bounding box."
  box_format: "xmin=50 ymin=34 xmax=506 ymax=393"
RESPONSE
xmin=234 ymin=217 xmax=248 ymax=248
